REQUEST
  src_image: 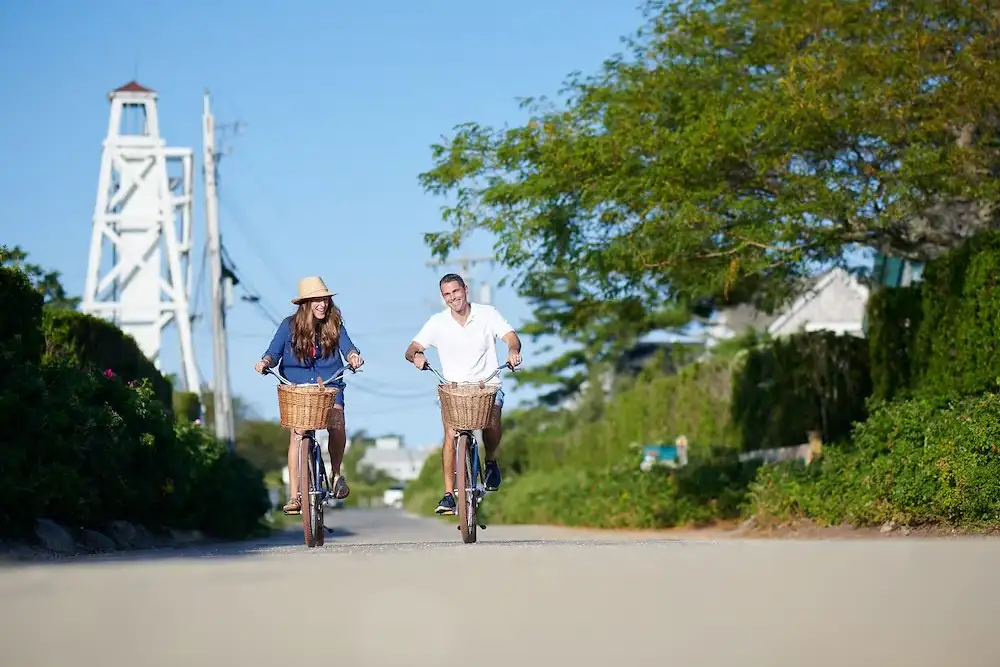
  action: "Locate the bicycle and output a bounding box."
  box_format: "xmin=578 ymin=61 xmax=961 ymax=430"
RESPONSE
xmin=421 ymin=361 xmax=516 ymax=544
xmin=263 ymin=364 xmax=360 ymax=548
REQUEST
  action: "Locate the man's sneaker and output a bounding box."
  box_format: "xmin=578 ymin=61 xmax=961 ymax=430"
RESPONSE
xmin=484 ymin=460 xmax=502 ymax=491
xmin=435 ymin=493 xmax=457 ymax=515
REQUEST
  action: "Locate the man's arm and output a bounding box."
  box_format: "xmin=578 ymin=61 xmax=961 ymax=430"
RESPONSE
xmin=404 ymin=340 xmax=426 ymax=363
xmin=406 ymin=317 xmax=436 ymax=365
xmin=501 ymin=330 xmax=521 ymax=353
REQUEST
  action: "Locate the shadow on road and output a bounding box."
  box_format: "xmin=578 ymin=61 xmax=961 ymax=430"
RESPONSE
xmin=2 ymin=525 xmax=361 ymax=568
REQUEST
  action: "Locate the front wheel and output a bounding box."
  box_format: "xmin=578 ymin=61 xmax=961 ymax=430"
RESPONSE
xmin=456 ymin=433 xmax=477 ymax=544
xmin=299 ymin=435 xmax=319 ymax=548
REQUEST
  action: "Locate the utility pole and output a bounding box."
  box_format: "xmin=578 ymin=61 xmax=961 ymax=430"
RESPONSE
xmin=426 ymin=255 xmax=496 ymax=306
xmin=202 ymin=89 xmax=236 ymax=452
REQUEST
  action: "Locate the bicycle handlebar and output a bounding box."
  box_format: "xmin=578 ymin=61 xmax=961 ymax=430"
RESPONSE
xmin=421 ymin=361 xmax=516 ymax=385
xmin=263 ymin=364 xmax=360 ymax=387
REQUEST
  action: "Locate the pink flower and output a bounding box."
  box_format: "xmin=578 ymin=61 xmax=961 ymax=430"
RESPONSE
xmin=103 ymin=368 xmax=115 ymax=379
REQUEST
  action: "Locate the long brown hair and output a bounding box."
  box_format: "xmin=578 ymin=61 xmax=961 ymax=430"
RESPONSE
xmin=290 ymin=297 xmax=343 ymax=362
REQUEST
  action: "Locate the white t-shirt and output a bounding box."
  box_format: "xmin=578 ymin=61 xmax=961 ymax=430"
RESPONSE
xmin=412 ymin=302 xmax=515 ymax=385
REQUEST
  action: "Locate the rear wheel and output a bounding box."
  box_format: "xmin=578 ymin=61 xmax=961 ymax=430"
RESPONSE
xmin=299 ymin=435 xmax=318 ymax=547
xmin=456 ymin=433 xmax=477 ymax=544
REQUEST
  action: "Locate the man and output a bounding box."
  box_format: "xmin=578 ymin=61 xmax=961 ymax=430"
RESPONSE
xmin=405 ymin=273 xmax=522 ymax=515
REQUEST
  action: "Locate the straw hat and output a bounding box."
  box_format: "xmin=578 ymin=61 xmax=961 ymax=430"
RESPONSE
xmin=292 ymin=276 xmax=336 ymax=304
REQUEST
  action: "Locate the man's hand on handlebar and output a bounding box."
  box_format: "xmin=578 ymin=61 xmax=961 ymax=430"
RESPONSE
xmin=506 ymin=349 xmax=522 ymax=369
xmin=413 ymin=351 xmax=428 ymax=371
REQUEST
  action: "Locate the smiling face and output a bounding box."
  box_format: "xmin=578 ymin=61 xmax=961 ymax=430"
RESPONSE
xmin=440 ymin=279 xmax=469 ymax=313
xmin=309 ymin=297 xmax=329 ymax=321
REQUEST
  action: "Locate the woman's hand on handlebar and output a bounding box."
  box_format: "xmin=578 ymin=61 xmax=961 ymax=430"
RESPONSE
xmin=347 ymin=351 xmax=365 ymax=370
xmin=254 ymin=359 xmax=270 ymax=374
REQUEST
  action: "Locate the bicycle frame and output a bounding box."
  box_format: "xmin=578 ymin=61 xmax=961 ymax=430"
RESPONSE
xmin=422 ymin=361 xmax=515 ymax=543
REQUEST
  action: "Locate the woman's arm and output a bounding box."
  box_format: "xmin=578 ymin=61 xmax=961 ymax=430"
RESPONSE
xmin=261 ymin=318 xmax=289 ymax=367
xmin=338 ymin=322 xmax=361 ymax=361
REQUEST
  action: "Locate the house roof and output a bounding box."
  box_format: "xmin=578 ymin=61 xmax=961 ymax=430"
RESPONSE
xmin=766 ymin=267 xmax=869 ymax=335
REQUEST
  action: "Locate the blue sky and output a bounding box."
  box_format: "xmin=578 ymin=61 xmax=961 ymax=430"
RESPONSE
xmin=0 ymin=0 xmax=650 ymax=448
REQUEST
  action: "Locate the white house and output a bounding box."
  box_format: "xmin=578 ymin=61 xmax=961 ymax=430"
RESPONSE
xmin=359 ymin=436 xmax=437 ymax=483
xmin=707 ymin=267 xmax=870 ymax=343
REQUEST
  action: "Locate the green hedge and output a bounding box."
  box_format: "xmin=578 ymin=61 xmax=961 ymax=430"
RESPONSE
xmin=42 ymin=309 xmax=173 ymax=408
xmin=0 ymin=267 xmax=43 ymax=363
xmin=747 ymin=392 xmax=1000 ymax=528
xmin=731 ymin=331 xmax=871 ymax=450
xmin=0 ymin=266 xmax=269 ymax=540
xmin=867 ymin=231 xmax=1000 ymax=401
xmin=480 ymin=447 xmax=761 ymax=529
xmin=865 ymin=285 xmax=923 ymax=401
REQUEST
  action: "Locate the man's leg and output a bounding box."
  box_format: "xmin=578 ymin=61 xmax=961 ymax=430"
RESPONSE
xmin=482 ymin=389 xmax=504 ymax=491
xmin=435 ymin=419 xmax=458 ymax=515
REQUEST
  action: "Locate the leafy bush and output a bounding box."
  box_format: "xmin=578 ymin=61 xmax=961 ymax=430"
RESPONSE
xmin=0 ymin=265 xmax=269 ymax=540
xmin=42 ymin=309 xmax=173 ymax=408
xmin=866 ymin=231 xmax=1000 ymax=402
xmin=0 ymin=266 xmax=43 ymax=363
xmin=747 ymin=391 xmax=1000 ymax=528
xmin=865 ymin=284 xmax=923 ymax=401
xmin=481 ymin=447 xmax=761 ymax=529
xmin=731 ymin=331 xmax=871 ymax=450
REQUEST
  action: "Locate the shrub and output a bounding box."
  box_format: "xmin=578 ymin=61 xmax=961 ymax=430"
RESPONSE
xmin=0 ymin=266 xmax=43 ymax=363
xmin=731 ymin=331 xmax=871 ymax=450
xmin=41 ymin=309 xmax=173 ymax=408
xmin=747 ymin=391 xmax=1000 ymax=528
xmin=865 ymin=284 xmax=923 ymax=401
xmin=0 ymin=357 xmax=270 ymax=538
xmin=0 ymin=265 xmax=268 ymax=540
xmin=481 ymin=447 xmax=761 ymax=529
xmin=866 ymin=230 xmax=1000 ymax=401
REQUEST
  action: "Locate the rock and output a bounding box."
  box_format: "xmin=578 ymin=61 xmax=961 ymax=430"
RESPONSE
xmin=131 ymin=524 xmax=155 ymax=549
xmin=34 ymin=519 xmax=77 ymax=555
xmin=107 ymin=520 xmax=138 ymax=548
xmin=880 ymin=521 xmax=896 ymax=534
xmin=78 ymin=529 xmax=117 ymax=553
xmin=168 ymin=528 xmax=205 ymax=545
xmin=901 ymin=527 xmax=911 ymax=536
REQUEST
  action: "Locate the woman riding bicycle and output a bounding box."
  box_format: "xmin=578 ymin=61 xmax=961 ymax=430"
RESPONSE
xmin=254 ymin=276 xmax=364 ymax=515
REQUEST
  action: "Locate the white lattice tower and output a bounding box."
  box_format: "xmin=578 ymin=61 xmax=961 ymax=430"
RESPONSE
xmin=82 ymin=81 xmax=201 ymax=393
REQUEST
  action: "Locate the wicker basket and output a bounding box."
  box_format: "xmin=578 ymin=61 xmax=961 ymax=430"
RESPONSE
xmin=276 ymin=378 xmax=340 ymax=430
xmin=437 ymin=382 xmax=500 ymax=431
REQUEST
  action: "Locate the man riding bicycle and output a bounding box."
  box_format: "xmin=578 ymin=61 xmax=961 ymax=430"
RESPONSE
xmin=405 ymin=273 xmax=522 ymax=515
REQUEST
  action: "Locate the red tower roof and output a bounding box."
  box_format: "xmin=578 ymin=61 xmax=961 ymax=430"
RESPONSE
xmin=114 ymin=81 xmax=155 ymax=94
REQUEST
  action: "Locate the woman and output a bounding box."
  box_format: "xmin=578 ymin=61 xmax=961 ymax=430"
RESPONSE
xmin=254 ymin=276 xmax=364 ymax=515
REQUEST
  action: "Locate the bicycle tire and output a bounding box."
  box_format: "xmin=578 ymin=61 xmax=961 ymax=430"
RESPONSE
xmin=456 ymin=433 xmax=477 ymax=544
xmin=299 ymin=435 xmax=317 ymax=547
xmin=314 ymin=453 xmax=326 ymax=547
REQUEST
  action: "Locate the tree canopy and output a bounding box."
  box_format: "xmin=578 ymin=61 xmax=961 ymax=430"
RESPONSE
xmin=0 ymin=245 xmax=81 ymax=310
xmin=417 ymin=0 xmax=1000 ymax=395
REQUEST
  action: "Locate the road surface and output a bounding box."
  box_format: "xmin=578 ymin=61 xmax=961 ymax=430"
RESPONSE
xmin=1 ymin=508 xmax=998 ymax=667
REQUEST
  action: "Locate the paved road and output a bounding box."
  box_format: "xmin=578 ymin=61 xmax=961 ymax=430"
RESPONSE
xmin=1 ymin=508 xmax=998 ymax=667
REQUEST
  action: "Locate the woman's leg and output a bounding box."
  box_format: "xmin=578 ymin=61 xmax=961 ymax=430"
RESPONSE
xmin=283 ymin=429 xmax=302 ymax=513
xmin=327 ymin=391 xmax=350 ymax=499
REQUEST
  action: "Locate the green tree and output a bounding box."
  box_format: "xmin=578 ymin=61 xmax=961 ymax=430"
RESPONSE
xmin=0 ymin=245 xmax=81 ymax=310
xmin=418 ymin=0 xmax=1000 ymax=362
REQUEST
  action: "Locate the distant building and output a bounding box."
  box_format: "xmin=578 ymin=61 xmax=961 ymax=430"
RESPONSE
xmin=359 ymin=437 xmax=437 ymax=482
xmin=707 ymin=267 xmax=871 ymax=343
